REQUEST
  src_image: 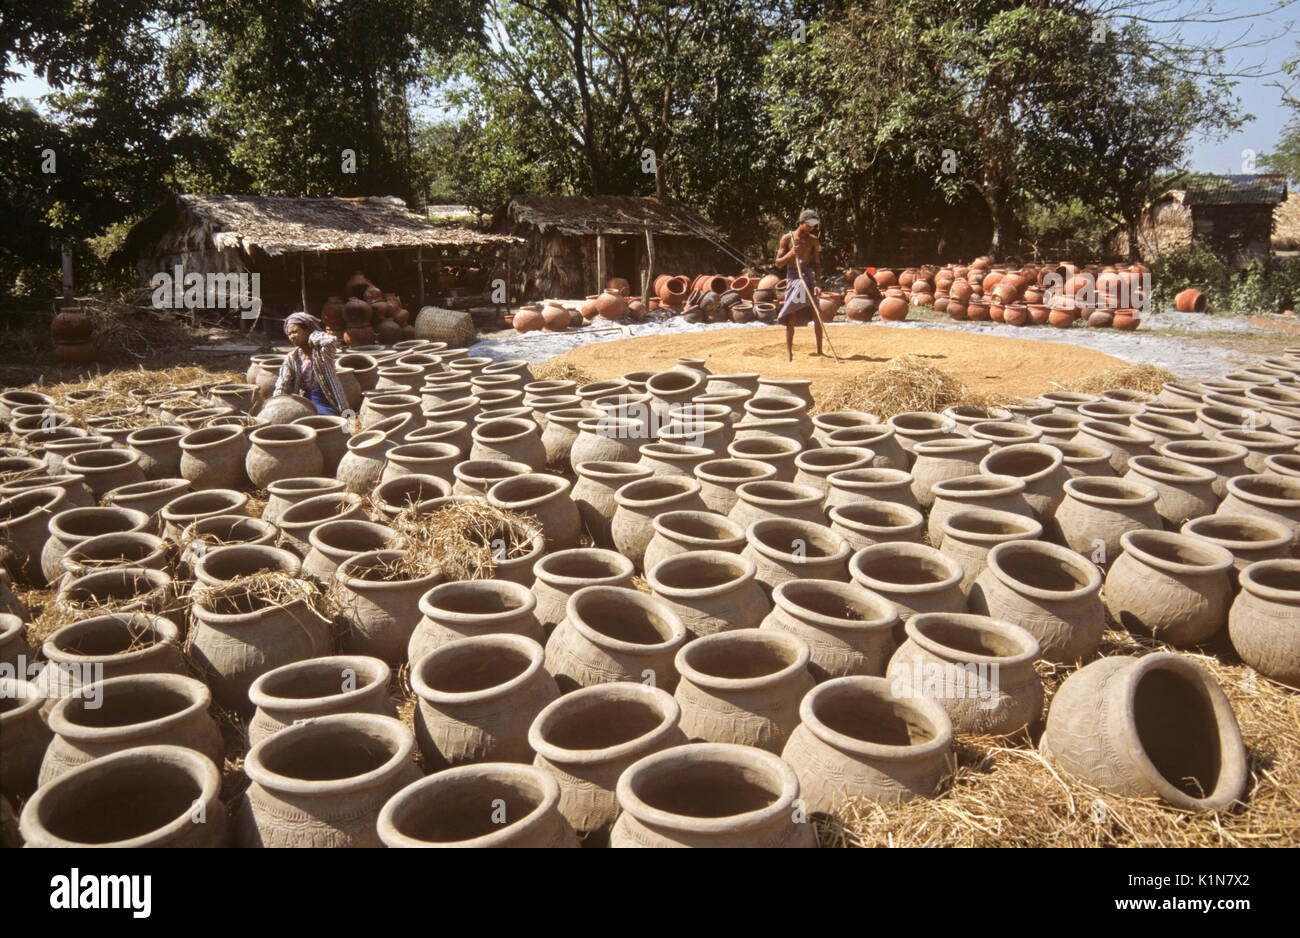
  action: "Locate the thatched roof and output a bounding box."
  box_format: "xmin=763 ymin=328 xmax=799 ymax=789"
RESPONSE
xmin=500 ymin=195 xmax=724 ymax=239
xmin=129 ymin=194 xmax=519 ymax=259
xmin=1183 ymin=173 xmax=1288 ymax=206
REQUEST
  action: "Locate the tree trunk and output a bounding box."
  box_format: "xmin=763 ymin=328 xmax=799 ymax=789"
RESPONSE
xmin=571 ymin=0 xmax=600 ymax=194
xmin=361 ymin=67 xmax=385 ymax=194
xmin=1123 ymin=211 xmax=1141 ymax=262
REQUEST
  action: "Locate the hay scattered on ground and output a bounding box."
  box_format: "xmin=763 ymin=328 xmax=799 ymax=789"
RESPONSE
xmin=814 ymin=355 xmax=1016 ymax=418
xmin=26 ymin=365 xmax=246 ymax=423
xmin=29 ymin=576 xmax=185 ymax=648
xmin=1063 ymin=364 xmax=1176 ymax=396
xmin=531 ymin=360 xmax=595 ymax=387
xmin=390 ymin=500 xmax=539 ymax=581
xmin=825 ymin=628 xmax=1300 ymax=848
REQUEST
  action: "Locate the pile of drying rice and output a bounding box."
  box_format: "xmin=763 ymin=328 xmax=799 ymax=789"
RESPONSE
xmin=814 ymin=355 xmax=1014 ymax=418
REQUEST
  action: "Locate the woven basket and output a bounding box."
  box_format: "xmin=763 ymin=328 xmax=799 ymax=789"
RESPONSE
xmin=414 ymin=306 xmax=476 ymax=347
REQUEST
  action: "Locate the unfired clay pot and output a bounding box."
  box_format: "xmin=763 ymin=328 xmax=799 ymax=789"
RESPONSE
xmin=979 ymin=443 xmax=1068 ymax=520
xmin=245 ymin=424 xmax=323 ymax=488
xmin=927 ymin=474 xmax=1032 ymax=544
xmin=247 ymin=654 xmax=396 ymax=746
xmin=1181 ymin=513 xmax=1291 ymax=589
xmin=334 ymin=549 xmax=441 ymax=663
xmin=572 ymin=462 xmax=654 ymax=547
xmin=824 ymin=467 xmax=919 ymax=513
xmin=178 ymin=425 xmax=248 ymax=490
xmin=1054 ymin=475 xmax=1161 ymax=561
xmin=646 ymin=549 xmax=770 ymax=638
xmin=487 ymin=473 xmax=581 ymax=550
xmin=909 ymin=438 xmax=993 ymax=508
xmin=1229 ymin=559 xmax=1300 ymax=686
xmin=531 ymin=549 xmax=635 ymax=638
xmin=742 ymin=518 xmax=851 ymax=594
xmin=1040 ymin=653 xmax=1247 ymax=811
xmin=781 ymin=677 xmax=954 ymax=812
xmin=760 ymin=579 xmax=900 ymax=680
xmin=1104 ymin=530 xmax=1233 ymax=646
xmin=545 ymin=586 xmax=688 ymax=693
xmin=1123 ymin=455 xmax=1218 ymax=528
xmin=968 ymin=539 xmax=1105 ymax=665
xmin=828 ymin=501 xmax=925 ymax=552
xmin=1 ymin=678 xmax=51 ymax=801
xmin=728 ymin=480 xmax=825 ymax=529
xmin=1216 ymin=474 xmax=1300 ymax=546
xmin=611 ymin=477 xmax=707 ymax=569
xmin=848 ymin=542 xmax=965 ymax=622
xmin=409 ymin=579 xmax=543 ymax=663
xmin=643 ymin=510 xmax=746 ymax=572
xmin=939 ymin=507 xmax=1043 ymax=595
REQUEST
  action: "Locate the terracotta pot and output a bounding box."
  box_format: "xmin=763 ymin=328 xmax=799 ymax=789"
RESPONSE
xmin=1229 ymin=560 xmax=1300 ymax=686
xmin=270 ymin=490 xmax=361 ymax=555
xmin=178 ymin=425 xmax=248 ymax=491
xmin=1175 ymin=289 xmax=1207 ymax=313
xmin=792 ymin=446 xmax=875 ymax=496
xmin=189 ymin=575 xmax=331 ymax=710
xmin=485 ymin=473 xmax=579 ymax=551
xmin=887 ymin=411 xmax=950 ymax=459
xmin=40 ymin=505 xmax=151 ymax=586
xmin=848 ymin=542 xmax=964 ymax=622
xmin=545 ymin=586 xmax=688 ymax=693
xmin=247 ymin=654 xmax=395 ymax=746
xmin=1160 ymin=439 xmax=1249 ymax=499
xmin=611 ymin=477 xmax=707 ymax=569
xmin=38 ymin=672 xmax=222 ymax=787
xmin=927 ymin=474 xmax=1032 ymax=544
xmin=646 ymin=549 xmax=769 ymax=638
xmin=55 ymin=529 xmax=163 ymax=587
xmin=514 ymin=308 xmax=544 ymax=333
xmin=409 ymin=579 xmax=542 ymax=664
xmin=726 ymin=436 xmax=802 ymax=482
xmin=241 ymin=424 xmax=321 ymax=489
xmin=572 ymin=461 xmax=653 ymax=547
xmin=887 ymin=613 xmax=1042 ymax=736
xmin=236 ymin=713 xmax=420 ymax=847
xmin=1104 ymin=530 xmax=1233 ymax=646
xmin=758 ymin=578 xmax=898 ymax=680
xmin=532 ymin=549 xmax=635 ymax=638
xmin=1216 ymin=474 xmax=1300 ymax=545
xmin=1217 ymin=428 xmax=1295 ymax=474
xmin=1041 ymin=653 xmax=1247 ymax=811
xmin=1181 ymin=513 xmax=1291 ymax=590
xmin=20 ymin=744 xmax=229 ymax=847
xmin=301 ymin=517 xmax=394 ymax=581
xmin=825 ymin=466 xmax=919 ymax=513
xmin=782 ymin=677 xmax=954 ymax=812
xmin=610 ymin=743 xmax=815 ymax=848
xmin=643 ymin=510 xmax=746 ymax=573
xmin=828 ymin=500 xmax=925 ymax=552
xmin=743 ymin=518 xmax=851 ymax=596
xmin=62 ymin=449 xmax=146 ymax=500
xmin=261 ymin=477 xmax=344 ymax=525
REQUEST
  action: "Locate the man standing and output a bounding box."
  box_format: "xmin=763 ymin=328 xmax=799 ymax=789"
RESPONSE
xmin=775 ymin=209 xmax=824 ymax=362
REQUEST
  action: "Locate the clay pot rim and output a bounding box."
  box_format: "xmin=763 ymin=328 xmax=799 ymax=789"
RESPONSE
xmin=266 ymin=477 xmax=343 ymax=498
xmin=1062 ymin=475 xmax=1158 ymax=507
xmin=1264 ymin=452 xmax=1300 ymax=476
xmin=1078 ymin=401 xmax=1143 ymax=420
xmin=674 ymin=628 xmax=810 ymax=692
xmin=159 ymin=488 xmax=248 ymax=523
xmin=527 ymin=393 xmax=582 ymax=410
xmin=534 ymin=548 xmax=635 ymax=588
xmin=0 ymin=676 xmax=42 ymax=722
xmin=408 ymin=420 xmax=468 ymax=441
xmin=193 ymin=543 xmax=303 ymax=586
xmin=1119 ymin=529 xmax=1235 ymax=577
xmin=243 ymin=712 xmax=414 ymax=797
xmin=694 ymin=458 xmax=777 ymax=485
xmin=451 ymin=459 xmax=531 ymax=486
xmin=47 ymin=505 xmax=150 ymax=541
xmin=1197 ymin=403 xmax=1260 ymax=427
xmin=647 ymin=547 xmax=754 ymax=598
xmin=388 ymin=441 xmax=461 ymax=463
xmin=528 ymin=682 xmax=681 ymax=766
xmin=1158 ymin=440 xmax=1248 ymax=464
xmin=727 ymin=436 xmax=802 ymax=458
xmin=1181 ymin=513 xmax=1292 ymax=552
xmin=565 ymin=585 xmax=688 ymax=654
xmin=645 ymin=371 xmax=705 ymax=398
xmin=1236 ymin=558 xmax=1300 ymax=602
xmin=43 ymin=435 xmax=112 ymax=453
xmin=377 ymin=762 xmax=560 ymax=847
xmin=574 ymin=461 xmax=655 ymax=484
xmin=178 ymin=423 xmax=246 ymax=452
xmin=771 ymin=578 xmax=899 ymax=631
xmin=345 ymin=429 xmax=389 ymax=454
xmin=248 ymin=654 xmax=391 ymax=714
xmin=374 ymin=474 xmax=453 ymax=512
xmin=419 ymin=578 xmax=537 ymax=628
xmin=19 ymin=744 xmax=221 ymax=848
xmin=1125 ymin=455 xmax=1217 ymax=485
xmin=904 ymin=612 xmax=1040 ymax=669
xmin=1131 ymin=413 xmax=1199 ymax=436
xmin=1029 ymin=413 xmax=1086 ymax=432
xmin=482 ymin=358 xmax=530 ymax=375
xmin=63 ymin=530 xmax=169 ymax=573
xmin=639 ymin=442 xmax=713 ymax=462
xmin=64 ymin=449 xmax=141 ymax=473
xmin=278 ymin=492 xmax=363 ymax=530
xmin=1142 ymin=402 xmax=1200 ymax=419
xmin=970 ymin=421 xmax=1042 ymax=443
xmin=42 ymin=612 xmax=180 ymax=665
xmin=813 ymin=411 xmax=880 ymax=430
xmin=826 ymin=467 xmax=912 ymax=490
xmin=615 ymin=742 xmax=800 ymax=835
xmin=743 ymin=397 xmax=805 ymax=417
xmin=1161 ymin=381 xmax=1205 ymax=400
xmin=986 ymin=539 xmax=1102 ymax=599
xmin=60 ymin=565 xmax=170 ymax=608
xmin=613 ymin=477 xmax=703 ymax=509
xmin=913 ymin=437 xmax=993 ymax=459
xmin=561 ymin=411 xmax=618 ymax=431
xmin=733 ymin=480 xmax=822 ymax=507
xmin=1217 ymin=429 xmax=1294 ymax=450
xmin=1040 ymin=391 xmax=1100 ymax=406
xmin=337 ymin=548 xmax=441 ymax=591
xmin=486 ymin=472 xmax=572 ymax=511
xmin=849 ymin=542 xmax=963 ymax=594
xmin=888 ymin=412 xmax=949 ymax=434
xmin=747 ymin=518 xmax=851 ymax=564
xmin=942 ymin=404 xmax=1014 ymax=424
xmin=524 ymin=380 xmax=578 ymax=395
xmin=304 ymin=520 xmax=395 ymax=560
xmin=979 ymin=442 xmax=1065 ymax=481
xmin=651 ymin=510 xmax=745 ymax=547
xmin=249 ymin=423 xmax=318 ymax=447
xmin=0 ymin=474 xmax=84 ymax=500
xmin=798 ymin=676 xmax=954 ymax=761
xmin=48 ymin=671 xmax=210 ymax=742
xmin=425 ymin=398 xmax=479 ymax=419
xmin=1113 ymin=653 xmax=1248 ymax=810
xmin=940 ymin=507 xmax=1042 ymax=543
xmin=1225 ymin=473 xmax=1300 ymax=506
xmin=410 ymin=632 xmax=546 ymax=705
xmin=126 ymin=424 xmax=186 ymax=445
xmin=829 ymin=501 xmax=925 ymax=534
xmin=1077 ymin=420 xmax=1156 ymax=447
xmin=795 ymin=446 xmax=875 ymax=473
xmin=930 ymin=473 xmax=1027 ymax=501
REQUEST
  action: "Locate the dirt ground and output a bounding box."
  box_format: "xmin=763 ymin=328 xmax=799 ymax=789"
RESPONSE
xmin=549 ymin=324 xmax=1127 ymax=399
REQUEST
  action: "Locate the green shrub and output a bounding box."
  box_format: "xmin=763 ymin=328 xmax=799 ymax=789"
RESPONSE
xmin=1149 ymin=245 xmax=1232 ymax=312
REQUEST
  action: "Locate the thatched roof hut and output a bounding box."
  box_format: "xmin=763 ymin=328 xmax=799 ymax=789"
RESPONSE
xmin=1105 ymin=174 xmax=1288 ymax=267
xmin=1273 ymin=188 xmax=1300 ymax=253
xmin=492 ymin=195 xmax=743 ymax=300
xmin=121 ymin=194 xmax=520 ymax=321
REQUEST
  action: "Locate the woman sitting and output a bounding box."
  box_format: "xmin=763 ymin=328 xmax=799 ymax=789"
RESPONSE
xmin=272 ymin=312 xmax=350 ymax=417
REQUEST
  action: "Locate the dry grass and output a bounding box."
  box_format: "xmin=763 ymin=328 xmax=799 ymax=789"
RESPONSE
xmin=530 ymin=360 xmax=595 ymax=387
xmin=28 ymin=576 xmax=186 ymax=648
xmin=389 ymin=500 xmax=540 ymax=581
xmin=813 ymin=355 xmax=1016 ymax=418
xmin=27 ymin=364 xmax=245 ymax=423
xmin=824 ymin=628 xmax=1300 ymax=848
xmin=1062 ymin=364 xmax=1176 ymax=396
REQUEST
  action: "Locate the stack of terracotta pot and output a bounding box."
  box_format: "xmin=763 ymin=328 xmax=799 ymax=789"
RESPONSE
xmin=51 ymin=306 xmax=96 ymax=367
xmin=6 ymin=345 xmax=1300 ymax=848
xmin=321 ymin=273 xmax=415 ymax=347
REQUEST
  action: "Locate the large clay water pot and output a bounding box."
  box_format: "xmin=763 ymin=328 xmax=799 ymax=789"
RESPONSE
xmin=19 ymin=744 xmax=229 ymax=847
xmin=532 ymin=549 xmax=635 ymax=638
xmin=1054 ymin=475 xmax=1161 ymax=561
xmin=409 ymin=579 xmax=543 ymax=663
xmin=488 ymin=473 xmax=581 ymax=551
xmin=1229 ymin=559 xmax=1300 ymax=686
xmin=127 ymin=425 xmax=186 ymax=480
xmin=642 ymin=510 xmax=745 ymax=573
xmin=245 ymin=424 xmax=323 ymax=488
xmin=610 ymin=742 xmax=816 ymax=848
xmin=572 ymin=461 xmax=653 ymax=547
xmin=848 ymin=542 xmax=965 ymax=623
xmin=40 ymin=505 xmax=151 ymax=586
xmin=1181 ymin=514 xmax=1291 ymax=591
xmin=759 ymin=578 xmax=899 ymax=680
xmin=545 ymin=586 xmax=688 ymax=693
xmin=179 ymin=425 xmax=248 ymax=490
xmin=727 ymin=436 xmax=802 ymax=482
xmin=62 ymin=449 xmax=146 ymax=500
xmin=927 ymin=474 xmax=1032 ymax=544
xmin=611 ymin=477 xmax=707 ymax=569
xmin=410 ymin=632 xmax=560 ymax=772
xmin=334 ymin=549 xmax=441 ymax=663
xmin=1159 ymin=439 xmax=1249 ymax=499
xmin=781 ymin=677 xmax=954 ymax=812
xmin=1040 ymin=653 xmax=1247 ymax=811
xmin=646 ymin=549 xmax=769 ymax=638
xmin=236 ymin=713 xmax=421 ymax=847
xmin=1216 ymin=474 xmax=1300 ymax=546
xmin=247 ymin=654 xmax=396 ymax=746
xmin=1104 ymin=530 xmax=1233 ymax=646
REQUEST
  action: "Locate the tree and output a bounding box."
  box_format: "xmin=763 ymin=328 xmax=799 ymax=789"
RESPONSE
xmin=1262 ymin=56 xmax=1300 ymax=181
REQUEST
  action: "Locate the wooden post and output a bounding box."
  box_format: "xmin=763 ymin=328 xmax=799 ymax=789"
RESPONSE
xmin=61 ymin=242 xmax=74 ymax=303
xmin=416 ymin=247 xmax=426 ymax=309
xmin=596 ymin=230 xmax=607 ymax=296
xmin=298 ymin=254 xmax=309 ymax=314
xmin=642 ymin=225 xmax=655 ymax=310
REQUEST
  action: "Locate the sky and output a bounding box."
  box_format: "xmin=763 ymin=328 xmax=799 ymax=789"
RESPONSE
xmin=3 ymin=1 xmax=1297 ymax=176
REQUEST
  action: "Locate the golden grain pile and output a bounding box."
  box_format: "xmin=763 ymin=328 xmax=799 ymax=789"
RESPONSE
xmin=814 ymin=355 xmax=1016 ymax=418
xmin=531 ymin=360 xmax=596 ymax=387
xmin=1063 ymin=364 xmax=1175 ymax=396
